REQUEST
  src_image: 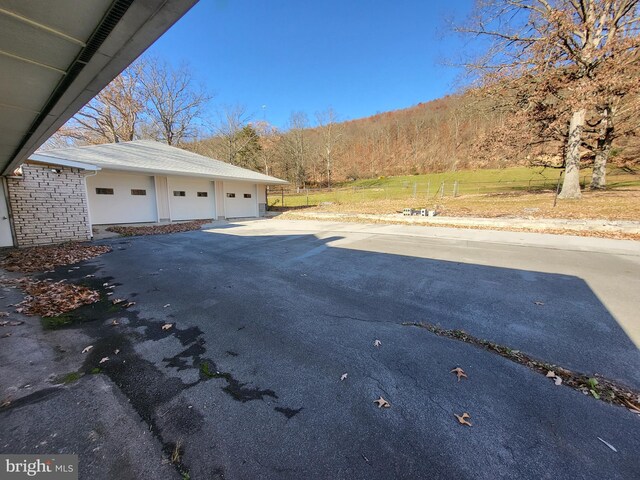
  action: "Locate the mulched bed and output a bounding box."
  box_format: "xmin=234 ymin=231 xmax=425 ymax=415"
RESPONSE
xmin=0 ymin=243 xmax=111 ymax=273
xmin=106 ymin=220 xmax=209 ymax=237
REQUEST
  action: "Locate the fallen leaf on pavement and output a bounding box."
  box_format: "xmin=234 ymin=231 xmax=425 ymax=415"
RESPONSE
xmin=454 ymin=412 xmax=472 ymax=426
xmin=122 ymin=302 xmax=135 ymax=308
xmin=374 ymin=396 xmax=390 ymax=408
xmin=451 ymin=367 xmax=467 ymax=381
xmin=110 ymin=319 xmax=119 ymax=326
xmin=85 ymin=274 xmax=95 ymax=278
xmin=112 ymin=298 xmax=125 ymax=305
xmin=82 ymin=345 xmax=93 ymax=354
xmin=624 ymin=400 xmax=640 ymax=415
xmin=341 ymin=373 xmax=348 ymax=381
xmin=8 ymin=278 xmax=100 ymax=317
xmin=534 ymin=301 xmax=545 ymax=306
xmin=163 ymin=304 xmax=171 ymax=308
xmin=546 ymin=371 xmax=556 ymax=378
xmin=0 ymin=244 xmax=110 ymax=273
xmin=99 ymin=357 xmax=109 ymax=364
xmin=162 ymin=323 xmax=173 ymax=331
xmin=373 ymin=339 xmax=382 ymax=347
xmin=1 ymin=319 xmax=25 ymax=327
xmin=106 ymin=220 xmax=207 ymax=237
xmin=597 ymin=437 xmax=617 ymax=452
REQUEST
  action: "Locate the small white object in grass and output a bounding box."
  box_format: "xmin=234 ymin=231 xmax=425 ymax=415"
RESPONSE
xmin=597 ymin=437 xmax=617 ymax=452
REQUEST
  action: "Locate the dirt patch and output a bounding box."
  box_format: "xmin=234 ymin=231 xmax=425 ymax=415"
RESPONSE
xmin=403 ymin=322 xmax=640 ymax=413
xmin=0 ymin=243 xmax=111 ymax=273
xmin=106 ymin=220 xmax=209 ymax=237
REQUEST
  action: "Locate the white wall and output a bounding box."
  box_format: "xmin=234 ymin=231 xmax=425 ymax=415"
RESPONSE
xmin=0 ymin=179 xmax=14 ymax=246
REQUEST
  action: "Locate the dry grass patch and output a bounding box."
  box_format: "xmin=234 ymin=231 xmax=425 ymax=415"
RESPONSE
xmin=281 ymin=189 xmax=640 ymax=222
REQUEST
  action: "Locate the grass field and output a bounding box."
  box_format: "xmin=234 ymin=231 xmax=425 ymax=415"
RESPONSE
xmin=268 ymin=166 xmax=640 ymax=221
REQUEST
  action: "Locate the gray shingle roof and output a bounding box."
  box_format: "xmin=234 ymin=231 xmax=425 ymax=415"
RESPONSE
xmin=30 ymin=140 xmax=288 ymax=185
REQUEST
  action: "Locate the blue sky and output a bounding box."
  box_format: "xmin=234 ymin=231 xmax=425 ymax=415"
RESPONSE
xmin=146 ymin=0 xmax=473 ymax=129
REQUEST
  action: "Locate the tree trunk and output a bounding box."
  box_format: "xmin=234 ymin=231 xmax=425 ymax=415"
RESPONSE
xmin=590 ymin=107 xmax=613 ymax=190
xmin=558 ymin=109 xmax=586 ymax=199
xmin=591 ymin=146 xmax=608 ymax=190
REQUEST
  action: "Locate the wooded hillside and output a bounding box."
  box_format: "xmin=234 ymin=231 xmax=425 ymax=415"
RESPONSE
xmin=189 ymin=88 xmax=638 ymax=187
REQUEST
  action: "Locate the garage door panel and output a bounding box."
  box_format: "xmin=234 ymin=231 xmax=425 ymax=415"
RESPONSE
xmin=168 ymin=177 xmax=215 ymax=221
xmin=224 ymin=181 xmax=257 ymax=218
xmin=87 ymin=173 xmax=156 ymax=224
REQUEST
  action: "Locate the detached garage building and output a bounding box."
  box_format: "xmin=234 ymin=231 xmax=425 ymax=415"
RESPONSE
xmin=0 ymin=140 xmax=286 ymax=247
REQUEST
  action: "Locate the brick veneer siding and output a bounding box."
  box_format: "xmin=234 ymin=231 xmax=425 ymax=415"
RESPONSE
xmin=6 ymin=164 xmax=91 ymax=247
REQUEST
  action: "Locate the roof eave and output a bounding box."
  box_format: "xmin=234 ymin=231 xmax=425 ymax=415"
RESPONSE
xmin=28 ymin=154 xmax=101 ymax=171
xmin=86 ymin=164 xmax=289 ymax=185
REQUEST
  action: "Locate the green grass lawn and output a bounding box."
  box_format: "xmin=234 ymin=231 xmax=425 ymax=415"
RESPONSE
xmin=269 ymin=166 xmax=639 ymax=208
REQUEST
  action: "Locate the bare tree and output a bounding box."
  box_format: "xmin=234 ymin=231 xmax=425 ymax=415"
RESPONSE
xmin=139 ymin=58 xmax=211 ymax=146
xmin=55 ymin=61 xmax=146 ymax=145
xmin=456 ymin=0 xmax=640 ymax=198
xmin=253 ymin=121 xmax=280 ymax=175
xmin=281 ymin=112 xmax=310 ymax=188
xmin=209 ymin=104 xmax=255 ymax=164
xmin=315 ymin=108 xmax=343 ymax=188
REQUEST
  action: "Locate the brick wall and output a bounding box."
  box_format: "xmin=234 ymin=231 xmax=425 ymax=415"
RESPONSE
xmin=6 ymin=164 xmax=91 ymax=247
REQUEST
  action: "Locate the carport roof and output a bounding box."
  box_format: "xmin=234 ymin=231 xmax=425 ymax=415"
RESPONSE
xmin=29 ymin=140 xmax=289 ymax=185
xmin=1 ymin=0 xmax=198 ymax=176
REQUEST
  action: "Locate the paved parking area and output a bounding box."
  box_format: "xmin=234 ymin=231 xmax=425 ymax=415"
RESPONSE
xmin=2 ymin=219 xmax=639 ymax=479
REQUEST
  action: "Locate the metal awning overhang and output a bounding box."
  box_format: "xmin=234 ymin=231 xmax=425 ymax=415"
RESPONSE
xmin=0 ymin=0 xmax=198 ymax=176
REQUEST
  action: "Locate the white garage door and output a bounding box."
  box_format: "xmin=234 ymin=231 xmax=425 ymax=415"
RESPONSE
xmin=168 ymin=177 xmax=215 ymax=221
xmin=224 ymin=181 xmax=257 ymax=218
xmin=87 ymin=172 xmax=157 ymax=224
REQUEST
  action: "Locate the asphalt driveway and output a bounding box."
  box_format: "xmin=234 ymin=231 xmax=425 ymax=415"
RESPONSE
xmin=2 ymin=219 xmax=639 ymax=479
